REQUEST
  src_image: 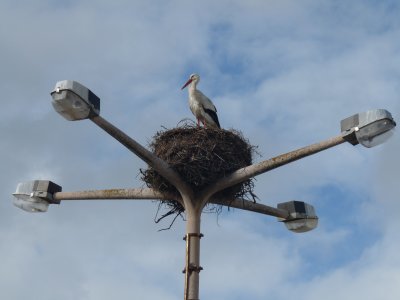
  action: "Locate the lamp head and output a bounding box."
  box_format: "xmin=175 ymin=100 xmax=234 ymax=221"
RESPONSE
xmin=12 ymin=180 xmax=61 ymax=213
xmin=341 ymin=109 xmax=396 ymax=148
xmin=50 ymin=80 xmax=100 ymax=121
xmin=277 ymin=201 xmax=318 ymax=233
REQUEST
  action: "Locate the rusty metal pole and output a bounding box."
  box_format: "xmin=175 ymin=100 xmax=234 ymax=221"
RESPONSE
xmin=184 ymin=212 xmax=202 ymax=300
xmin=86 ymin=115 xmax=347 ymax=299
xmin=62 ymin=113 xmax=348 ymax=299
xmin=182 ymin=196 xmax=204 ymax=300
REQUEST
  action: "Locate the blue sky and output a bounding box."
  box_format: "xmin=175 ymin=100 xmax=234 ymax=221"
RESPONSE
xmin=1 ymin=1 xmax=400 ymax=299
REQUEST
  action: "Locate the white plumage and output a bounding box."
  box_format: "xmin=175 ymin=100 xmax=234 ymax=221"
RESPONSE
xmin=181 ymin=74 xmax=221 ymax=128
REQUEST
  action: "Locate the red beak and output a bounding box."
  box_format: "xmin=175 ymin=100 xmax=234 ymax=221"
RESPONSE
xmin=181 ymin=78 xmax=193 ymax=90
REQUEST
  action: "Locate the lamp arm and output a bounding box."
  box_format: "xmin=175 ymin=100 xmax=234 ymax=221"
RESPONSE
xmin=200 ymin=134 xmax=346 ymax=201
xmin=53 ymin=188 xmax=180 ymax=203
xmin=90 ymin=116 xmax=193 ymax=199
xmin=210 ymin=197 xmax=289 ymax=219
xmin=53 ymin=188 xmax=288 ymax=219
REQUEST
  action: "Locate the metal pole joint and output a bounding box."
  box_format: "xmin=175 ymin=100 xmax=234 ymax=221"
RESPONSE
xmin=183 ymin=233 xmax=204 ymax=240
xmin=182 ymin=264 xmax=203 ymax=274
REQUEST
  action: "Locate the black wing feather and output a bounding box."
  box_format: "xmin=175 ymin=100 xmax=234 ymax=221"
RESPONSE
xmin=204 ymin=108 xmax=221 ymax=128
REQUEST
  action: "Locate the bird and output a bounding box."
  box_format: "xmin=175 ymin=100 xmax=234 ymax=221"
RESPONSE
xmin=181 ymin=73 xmax=221 ymax=129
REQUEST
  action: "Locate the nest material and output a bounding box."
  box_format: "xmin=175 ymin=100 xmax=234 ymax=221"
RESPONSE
xmin=141 ymin=124 xmax=256 ymax=216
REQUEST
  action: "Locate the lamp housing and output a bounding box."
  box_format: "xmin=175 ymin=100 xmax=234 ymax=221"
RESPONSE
xmin=277 ymin=201 xmax=318 ymax=233
xmin=341 ymin=109 xmax=396 ymax=148
xmin=12 ymin=180 xmax=62 ymax=213
xmin=50 ymin=80 xmax=100 ymax=121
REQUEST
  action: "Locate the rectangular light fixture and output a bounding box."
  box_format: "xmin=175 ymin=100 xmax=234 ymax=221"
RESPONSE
xmin=277 ymin=201 xmax=318 ymax=233
xmin=12 ymin=180 xmax=62 ymax=213
xmin=341 ymin=109 xmax=396 ymax=148
xmin=50 ymin=80 xmax=100 ymax=121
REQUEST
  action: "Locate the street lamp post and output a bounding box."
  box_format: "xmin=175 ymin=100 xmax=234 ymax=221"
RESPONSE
xmin=13 ymin=80 xmax=396 ymax=300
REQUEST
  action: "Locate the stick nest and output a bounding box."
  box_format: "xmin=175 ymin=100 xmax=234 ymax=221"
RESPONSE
xmin=141 ymin=123 xmax=257 ymax=214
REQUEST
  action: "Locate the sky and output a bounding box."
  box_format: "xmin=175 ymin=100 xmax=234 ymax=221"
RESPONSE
xmin=1 ymin=0 xmax=400 ymax=299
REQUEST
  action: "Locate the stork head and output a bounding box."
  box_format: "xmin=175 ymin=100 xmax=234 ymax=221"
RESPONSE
xmin=181 ymin=73 xmax=200 ymax=90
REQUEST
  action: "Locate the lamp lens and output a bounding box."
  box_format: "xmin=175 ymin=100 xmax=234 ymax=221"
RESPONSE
xmin=12 ymin=196 xmax=49 ymax=213
xmin=356 ymin=119 xmax=396 ymax=148
xmin=284 ymin=218 xmax=318 ymax=233
xmin=51 ymin=90 xmax=91 ymax=121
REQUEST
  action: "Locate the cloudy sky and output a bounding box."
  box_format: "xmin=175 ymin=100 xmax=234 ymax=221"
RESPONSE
xmin=1 ymin=0 xmax=400 ymax=299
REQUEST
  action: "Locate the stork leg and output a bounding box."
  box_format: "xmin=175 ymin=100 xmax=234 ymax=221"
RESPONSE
xmin=196 ymin=118 xmax=201 ymax=127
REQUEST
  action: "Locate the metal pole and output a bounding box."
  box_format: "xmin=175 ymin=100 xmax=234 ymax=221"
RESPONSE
xmin=184 ymin=206 xmax=202 ymax=300
xmin=54 ymin=115 xmax=348 ymax=299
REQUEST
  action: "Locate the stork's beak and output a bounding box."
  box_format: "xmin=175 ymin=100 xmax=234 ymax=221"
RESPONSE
xmin=181 ymin=78 xmax=192 ymax=90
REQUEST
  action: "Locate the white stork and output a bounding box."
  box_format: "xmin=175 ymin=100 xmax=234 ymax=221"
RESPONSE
xmin=181 ymin=73 xmax=221 ymax=128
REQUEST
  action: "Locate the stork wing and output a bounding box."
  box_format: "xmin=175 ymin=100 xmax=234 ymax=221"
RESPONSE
xmin=204 ymin=108 xmax=220 ymax=128
xmin=195 ymin=90 xmax=220 ymax=128
xmin=195 ymin=90 xmax=217 ymax=112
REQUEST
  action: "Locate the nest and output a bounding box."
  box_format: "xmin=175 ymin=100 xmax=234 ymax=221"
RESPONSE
xmin=141 ymin=123 xmax=257 ymax=222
